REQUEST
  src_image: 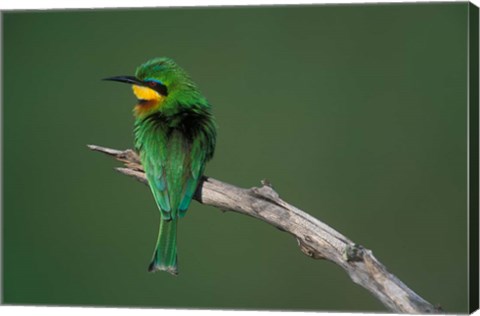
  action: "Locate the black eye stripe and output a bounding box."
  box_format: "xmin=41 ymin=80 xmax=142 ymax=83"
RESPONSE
xmin=144 ymin=80 xmax=168 ymax=96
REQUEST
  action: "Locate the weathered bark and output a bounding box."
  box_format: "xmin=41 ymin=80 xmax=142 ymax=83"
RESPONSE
xmin=88 ymin=144 xmax=443 ymax=314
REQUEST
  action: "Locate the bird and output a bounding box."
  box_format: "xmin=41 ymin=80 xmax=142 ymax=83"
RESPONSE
xmin=104 ymin=57 xmax=217 ymax=275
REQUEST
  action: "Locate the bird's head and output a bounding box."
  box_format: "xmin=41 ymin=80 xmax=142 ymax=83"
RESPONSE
xmin=104 ymin=57 xmax=191 ymax=118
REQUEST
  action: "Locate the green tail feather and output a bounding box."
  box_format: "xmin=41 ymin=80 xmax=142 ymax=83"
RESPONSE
xmin=148 ymin=218 xmax=178 ymax=275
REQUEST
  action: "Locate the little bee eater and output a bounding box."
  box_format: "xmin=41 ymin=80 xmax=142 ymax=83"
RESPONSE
xmin=105 ymin=57 xmax=216 ymax=275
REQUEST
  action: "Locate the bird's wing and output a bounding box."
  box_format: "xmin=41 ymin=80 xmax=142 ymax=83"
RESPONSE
xmin=142 ymin=131 xmax=174 ymax=219
xmin=177 ymin=137 xmax=207 ymax=217
xmin=178 ymin=116 xmax=216 ymax=217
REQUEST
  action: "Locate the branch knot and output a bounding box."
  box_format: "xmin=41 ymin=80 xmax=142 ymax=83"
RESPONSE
xmin=344 ymin=243 xmax=365 ymax=262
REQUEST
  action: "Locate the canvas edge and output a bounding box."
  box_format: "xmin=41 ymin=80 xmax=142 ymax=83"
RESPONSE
xmin=468 ymin=1 xmax=480 ymax=314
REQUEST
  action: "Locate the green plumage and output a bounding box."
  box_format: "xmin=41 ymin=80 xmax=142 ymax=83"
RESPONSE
xmin=107 ymin=57 xmax=216 ymax=275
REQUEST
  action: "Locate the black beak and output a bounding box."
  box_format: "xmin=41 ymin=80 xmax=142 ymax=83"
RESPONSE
xmin=103 ymin=75 xmax=144 ymax=85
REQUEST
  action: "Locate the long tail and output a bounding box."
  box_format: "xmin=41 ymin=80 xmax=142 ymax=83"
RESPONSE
xmin=148 ymin=218 xmax=178 ymax=275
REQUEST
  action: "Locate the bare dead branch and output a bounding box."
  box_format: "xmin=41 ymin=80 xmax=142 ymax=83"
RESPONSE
xmin=87 ymin=144 xmax=442 ymax=314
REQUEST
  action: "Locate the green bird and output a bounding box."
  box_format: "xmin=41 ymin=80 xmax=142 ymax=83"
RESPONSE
xmin=105 ymin=57 xmax=216 ymax=275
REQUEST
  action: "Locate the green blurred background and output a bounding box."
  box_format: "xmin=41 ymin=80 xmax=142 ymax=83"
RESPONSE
xmin=2 ymin=2 xmax=470 ymax=313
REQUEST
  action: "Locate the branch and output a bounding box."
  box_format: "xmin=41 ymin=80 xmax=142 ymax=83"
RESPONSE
xmin=87 ymin=144 xmax=442 ymax=314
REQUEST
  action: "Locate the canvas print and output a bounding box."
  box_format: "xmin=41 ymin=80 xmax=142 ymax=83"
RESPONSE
xmin=2 ymin=2 xmax=479 ymax=314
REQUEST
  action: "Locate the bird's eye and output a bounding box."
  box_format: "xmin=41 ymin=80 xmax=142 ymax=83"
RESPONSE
xmin=143 ymin=79 xmax=168 ymax=96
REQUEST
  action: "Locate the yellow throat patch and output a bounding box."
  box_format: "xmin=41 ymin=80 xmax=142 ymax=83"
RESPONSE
xmin=132 ymin=85 xmax=165 ymax=116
